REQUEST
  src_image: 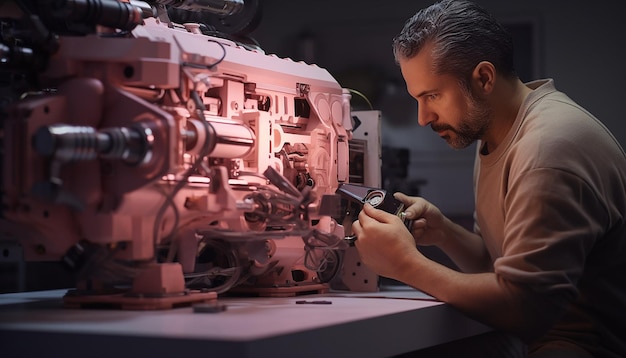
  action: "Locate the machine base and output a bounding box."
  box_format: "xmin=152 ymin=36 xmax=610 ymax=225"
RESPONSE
xmin=63 ymin=289 xmax=218 ymax=310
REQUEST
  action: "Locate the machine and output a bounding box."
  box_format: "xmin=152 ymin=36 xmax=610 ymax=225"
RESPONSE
xmin=0 ymin=0 xmax=360 ymax=308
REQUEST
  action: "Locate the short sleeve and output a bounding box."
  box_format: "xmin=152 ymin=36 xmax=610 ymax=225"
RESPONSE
xmin=493 ymin=168 xmax=607 ymax=300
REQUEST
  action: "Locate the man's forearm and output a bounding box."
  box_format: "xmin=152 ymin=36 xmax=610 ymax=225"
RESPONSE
xmin=396 ymin=257 xmax=559 ymax=343
xmin=437 ymin=217 xmax=492 ymax=273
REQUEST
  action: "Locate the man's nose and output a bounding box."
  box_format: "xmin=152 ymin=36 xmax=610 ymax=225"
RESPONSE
xmin=417 ymin=104 xmax=435 ymax=127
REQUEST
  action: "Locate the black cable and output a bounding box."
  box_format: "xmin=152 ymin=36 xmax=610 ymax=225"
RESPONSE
xmin=180 ymin=38 xmax=226 ymax=70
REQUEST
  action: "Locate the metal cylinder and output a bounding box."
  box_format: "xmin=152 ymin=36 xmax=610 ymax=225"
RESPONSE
xmin=32 ymin=123 xmax=152 ymax=165
xmin=186 ymin=119 xmax=255 ymax=159
xmin=46 ymin=0 xmax=144 ymax=31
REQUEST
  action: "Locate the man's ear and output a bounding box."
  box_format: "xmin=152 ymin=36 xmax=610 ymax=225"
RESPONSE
xmin=472 ymin=61 xmax=496 ymax=95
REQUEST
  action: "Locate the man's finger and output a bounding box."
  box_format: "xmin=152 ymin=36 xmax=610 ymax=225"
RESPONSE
xmin=351 ymin=220 xmax=362 ymax=236
xmin=413 ymin=218 xmax=427 ymax=228
xmin=362 ymin=203 xmax=397 ymax=223
xmin=393 ymin=192 xmax=412 ymax=204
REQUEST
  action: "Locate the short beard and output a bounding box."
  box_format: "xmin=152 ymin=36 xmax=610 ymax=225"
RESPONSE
xmin=439 ymin=86 xmax=491 ymax=149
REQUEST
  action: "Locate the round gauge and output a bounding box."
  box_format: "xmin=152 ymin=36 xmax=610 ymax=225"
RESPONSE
xmin=364 ymin=190 xmax=385 ymax=207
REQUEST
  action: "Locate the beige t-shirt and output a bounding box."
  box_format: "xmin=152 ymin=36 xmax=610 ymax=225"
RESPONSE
xmin=474 ymin=79 xmax=626 ymax=356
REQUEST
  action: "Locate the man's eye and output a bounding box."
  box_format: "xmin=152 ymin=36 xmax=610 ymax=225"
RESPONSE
xmin=428 ymin=94 xmax=438 ymax=100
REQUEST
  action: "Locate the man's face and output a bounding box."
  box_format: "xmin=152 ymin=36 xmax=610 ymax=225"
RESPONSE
xmin=398 ymin=45 xmax=492 ymax=149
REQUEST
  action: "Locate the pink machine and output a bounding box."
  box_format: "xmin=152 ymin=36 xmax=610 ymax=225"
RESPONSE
xmin=0 ymin=0 xmax=370 ymax=308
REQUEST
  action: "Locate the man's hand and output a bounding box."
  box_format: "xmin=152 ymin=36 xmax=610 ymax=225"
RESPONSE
xmin=351 ymin=203 xmax=423 ymax=281
xmin=394 ymin=192 xmax=491 ymax=273
xmin=394 ymin=192 xmax=448 ymax=247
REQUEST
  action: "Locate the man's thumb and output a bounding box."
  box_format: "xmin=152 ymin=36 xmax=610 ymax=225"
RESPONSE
xmin=393 ymin=192 xmax=412 ymax=204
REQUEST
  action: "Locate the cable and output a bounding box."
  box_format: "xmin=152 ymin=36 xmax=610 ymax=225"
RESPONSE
xmin=184 ymin=237 xmax=242 ymax=294
xmin=151 ymin=82 xmax=215 ymax=261
xmin=179 ymin=38 xmax=227 ymax=69
xmin=347 ymin=88 xmax=374 ymax=110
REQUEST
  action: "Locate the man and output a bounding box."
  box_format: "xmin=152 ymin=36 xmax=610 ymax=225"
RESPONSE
xmin=351 ymin=1 xmax=626 ymax=357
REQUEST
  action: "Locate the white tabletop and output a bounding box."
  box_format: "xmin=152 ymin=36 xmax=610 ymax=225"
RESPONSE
xmin=0 ymin=286 xmax=491 ymax=358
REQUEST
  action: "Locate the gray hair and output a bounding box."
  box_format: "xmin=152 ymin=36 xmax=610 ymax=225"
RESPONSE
xmin=392 ymin=0 xmax=516 ymax=88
